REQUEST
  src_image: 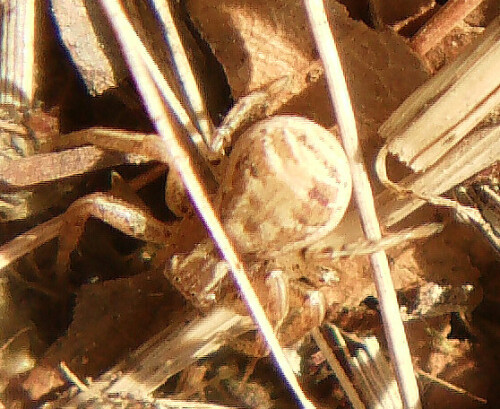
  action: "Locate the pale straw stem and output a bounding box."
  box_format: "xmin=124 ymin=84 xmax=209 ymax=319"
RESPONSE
xmin=0 ymin=0 xmax=35 ymax=106
xmin=151 ymin=0 xmax=214 ymax=143
xmin=98 ymin=1 xmax=315 ymax=408
xmin=303 ymin=1 xmax=421 ymax=408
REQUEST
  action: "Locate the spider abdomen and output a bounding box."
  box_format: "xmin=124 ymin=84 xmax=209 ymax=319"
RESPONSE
xmin=217 ymin=115 xmax=352 ymax=257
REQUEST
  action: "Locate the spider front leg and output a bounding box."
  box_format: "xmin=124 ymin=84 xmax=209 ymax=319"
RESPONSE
xmin=39 ymin=127 xmax=216 ymax=277
xmin=55 ymin=191 xmax=177 ymax=278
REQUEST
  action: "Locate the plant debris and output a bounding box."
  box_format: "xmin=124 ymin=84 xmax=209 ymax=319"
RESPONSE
xmin=0 ymin=1 xmax=499 ymax=408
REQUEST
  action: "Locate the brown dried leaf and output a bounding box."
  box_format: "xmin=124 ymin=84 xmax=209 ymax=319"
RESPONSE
xmin=22 ymin=270 xmax=188 ymax=400
xmin=186 ymin=0 xmax=428 ymax=147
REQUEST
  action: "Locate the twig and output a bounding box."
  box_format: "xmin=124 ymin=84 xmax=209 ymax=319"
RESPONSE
xmin=303 ymin=1 xmax=421 ymax=409
xmin=411 ymin=0 xmax=485 ymax=56
xmin=0 ymin=145 xmax=125 ymax=188
xmin=98 ymin=2 xmax=315 ymax=408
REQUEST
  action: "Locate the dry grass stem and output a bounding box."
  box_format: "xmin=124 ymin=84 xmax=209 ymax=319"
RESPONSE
xmin=151 ymin=0 xmax=214 ymax=143
xmin=318 ymin=326 xmax=405 ymax=409
xmin=416 ymin=369 xmax=487 ymax=404
xmin=375 ymin=125 xmax=500 ymax=228
xmin=303 ymin=1 xmax=421 ymax=408
xmin=361 ymin=337 xmax=403 ymax=409
xmin=381 ymin=15 xmax=500 ymax=173
xmin=98 ymin=1 xmax=314 ymax=408
xmin=311 ymin=327 xmax=366 ymax=409
xmin=152 ymin=400 xmax=237 ymax=409
xmin=94 ymin=2 xmax=211 ymax=160
xmin=334 ymin=329 xmax=403 ymax=409
xmin=0 ymin=0 xmax=35 ymax=105
xmin=58 ymin=307 xmax=253 ymax=405
xmin=59 ymin=361 xmax=89 ymax=392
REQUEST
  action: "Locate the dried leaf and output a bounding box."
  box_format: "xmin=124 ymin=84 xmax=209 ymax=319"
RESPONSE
xmin=23 ymin=270 xmax=187 ymax=399
xmin=186 ymin=0 xmax=428 ymax=144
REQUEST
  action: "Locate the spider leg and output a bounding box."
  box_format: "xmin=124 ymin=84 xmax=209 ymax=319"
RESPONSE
xmin=55 ymin=192 xmax=176 ymax=277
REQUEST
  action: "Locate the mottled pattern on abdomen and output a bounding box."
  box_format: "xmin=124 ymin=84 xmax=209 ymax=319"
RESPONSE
xmin=216 ymin=115 xmax=352 ymax=257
